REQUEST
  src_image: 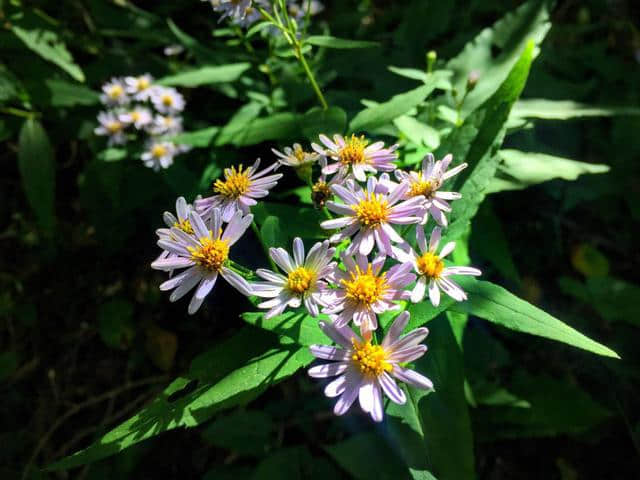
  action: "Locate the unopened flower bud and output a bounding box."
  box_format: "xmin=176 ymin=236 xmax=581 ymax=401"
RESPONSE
xmin=426 ymin=50 xmax=437 ymax=73
xmin=467 ymin=70 xmax=480 ymax=91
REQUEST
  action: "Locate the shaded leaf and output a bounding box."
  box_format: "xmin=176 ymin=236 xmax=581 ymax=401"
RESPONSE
xmin=306 ymin=35 xmax=379 ymax=49
xmin=300 ymin=106 xmax=347 ymax=140
xmin=512 ymin=99 xmax=640 ymax=120
xmin=42 ymin=79 xmax=99 ymax=107
xmin=170 ymin=127 xmax=219 ymax=147
xmin=158 ymin=63 xmax=251 ymax=87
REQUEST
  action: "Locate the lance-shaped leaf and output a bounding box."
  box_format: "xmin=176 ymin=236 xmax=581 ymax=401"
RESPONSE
xmin=306 ymin=35 xmax=379 ymax=49
xmin=157 ymin=63 xmax=251 ymax=87
xmin=511 ymin=99 xmax=640 ymax=120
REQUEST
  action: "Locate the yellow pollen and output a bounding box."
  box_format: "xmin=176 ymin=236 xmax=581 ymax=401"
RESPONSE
xmin=408 ymin=174 xmax=436 ymax=198
xmin=351 ymin=339 xmax=392 ymax=377
xmin=173 ymin=218 xmax=194 ymax=235
xmin=338 ymin=135 xmax=369 ymax=165
xmin=109 ymin=85 xmax=123 ymax=98
xmin=213 ymin=165 xmax=252 ymax=199
xmin=161 ymin=94 xmax=174 ymax=106
xmin=416 ymin=252 xmax=444 ymax=278
xmin=287 ymin=267 xmax=314 ymax=294
xmin=107 ymin=121 xmax=122 ymax=133
xmin=353 ymin=192 xmax=388 ymax=228
xmin=188 ymin=236 xmax=230 ymax=272
xmin=137 ymin=77 xmax=150 ymax=90
xmin=130 ymin=111 xmax=140 ymax=121
xmin=151 ymin=144 xmax=167 ymax=158
xmin=342 ymin=264 xmax=388 ymax=305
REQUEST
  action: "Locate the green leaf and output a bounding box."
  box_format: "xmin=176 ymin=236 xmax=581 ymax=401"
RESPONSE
xmin=446 ymin=0 xmax=551 ymax=117
xmin=394 ymin=116 xmax=440 ymax=149
xmin=511 ymin=99 xmax=640 ymax=120
xmin=444 ymin=40 xmax=536 ymax=244
xmin=451 ymin=279 xmax=620 ymax=358
xmin=157 ymin=63 xmax=251 ymax=87
xmin=169 ymin=127 xmax=219 ymax=147
xmin=387 ymin=315 xmax=475 ymax=480
xmin=349 ymin=85 xmax=435 ymax=132
xmin=305 ymin=35 xmax=379 ymax=49
xmin=202 ymin=409 xmax=274 ymax=457
xmin=167 ymin=18 xmax=218 ymax=63
xmin=260 ymin=216 xmax=288 ymax=249
xmin=97 ymin=299 xmax=135 ymax=350
xmin=97 ymin=148 xmax=127 ymax=163
xmin=42 ymin=79 xmax=99 ymax=107
xmin=487 ymin=149 xmax=609 ymax=193
xmin=12 ymin=26 xmax=85 ymax=82
xmin=252 ymin=202 xmax=326 ymax=239
xmin=217 ymin=112 xmax=299 ymax=147
xmin=18 ymin=119 xmax=56 ymax=234
xmin=388 ymin=68 xmax=453 ymax=91
xmin=215 ymin=102 xmax=263 ymax=146
xmin=242 ymin=311 xmax=327 ymax=346
xmin=300 ymin=106 xmax=347 ymax=141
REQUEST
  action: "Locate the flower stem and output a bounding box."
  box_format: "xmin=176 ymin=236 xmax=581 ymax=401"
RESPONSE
xmin=294 ymin=43 xmax=329 ymax=110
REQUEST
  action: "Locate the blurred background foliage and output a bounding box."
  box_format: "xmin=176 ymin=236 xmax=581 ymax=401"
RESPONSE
xmin=1 ymin=0 xmax=640 ymax=478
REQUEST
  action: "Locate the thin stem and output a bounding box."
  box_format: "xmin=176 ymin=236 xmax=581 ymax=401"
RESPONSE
xmin=1 ymin=107 xmax=39 ymax=119
xmin=228 ymin=260 xmax=256 ymax=280
xmin=295 ymin=43 xmax=329 ymax=110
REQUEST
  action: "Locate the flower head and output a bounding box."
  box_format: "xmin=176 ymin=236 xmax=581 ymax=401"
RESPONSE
xmin=322 ymin=253 xmax=414 ymax=338
xmin=395 ymin=226 xmax=481 ymax=306
xmin=251 ymin=238 xmax=336 ymax=318
xmin=141 ymin=141 xmax=178 ymax=171
xmin=124 ymin=74 xmax=154 ymax=100
xmin=395 ymin=153 xmax=467 ymax=226
xmin=313 ymin=134 xmax=398 ymax=182
xmin=311 ymin=156 xmax=346 ymax=209
xmin=119 ymin=106 xmax=152 ymax=130
xmin=308 ymin=311 xmax=433 ymax=422
xmin=150 ymin=86 xmax=185 ymax=114
xmin=208 ymin=0 xmax=253 ymax=22
xmin=195 ymin=158 xmax=282 ymax=223
xmin=100 ymin=78 xmax=129 ymax=106
xmin=151 ymin=208 xmax=253 ymax=314
xmin=320 ymin=176 xmax=424 ymax=257
xmin=272 ymin=143 xmax=320 ymax=169
xmin=148 ymin=114 xmax=183 ymax=136
xmin=154 ymin=197 xmax=196 ymax=271
xmin=94 ymin=111 xmax=127 ymax=146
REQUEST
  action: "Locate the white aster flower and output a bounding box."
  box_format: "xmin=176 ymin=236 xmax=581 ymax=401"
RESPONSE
xmin=150 ymin=86 xmax=185 ymax=114
xmin=94 ymin=111 xmax=127 ymax=146
xmin=119 ymin=106 xmax=152 ymax=130
xmin=148 ymin=114 xmax=183 ymax=136
xmin=154 ymin=196 xmax=196 ymax=272
xmin=251 ymin=238 xmax=336 ymax=318
xmin=395 ymin=226 xmax=481 ymax=306
xmin=124 ymin=74 xmax=154 ymax=101
xmin=272 ymin=143 xmax=320 ymax=169
xmin=395 ymin=153 xmax=467 ymax=226
xmin=141 ymin=140 xmax=178 ymax=171
xmin=308 ymin=311 xmax=433 ymax=422
xmin=194 ymin=158 xmax=283 ymax=223
xmin=100 ymin=78 xmax=129 ymax=106
xmin=151 ymin=208 xmax=254 ymax=314
xmin=209 ymin=0 xmax=253 ymax=22
xmin=313 ymin=134 xmax=398 ymax=182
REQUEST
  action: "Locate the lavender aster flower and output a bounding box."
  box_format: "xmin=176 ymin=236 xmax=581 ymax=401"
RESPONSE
xmin=195 ymin=159 xmax=282 ymax=223
xmin=141 ymin=141 xmax=177 ymax=171
xmin=308 ymin=311 xmax=433 ymax=422
xmin=320 ymin=176 xmax=424 ymax=257
xmin=94 ymin=111 xmax=127 ymax=146
xmin=322 ymin=253 xmax=415 ymax=338
xmin=251 ymin=238 xmax=336 ymax=318
xmin=272 ymin=143 xmax=320 ymax=169
xmin=151 ymin=208 xmax=253 ymax=314
xmin=148 ymin=114 xmax=183 ymax=136
xmin=119 ymin=106 xmax=152 ymax=130
xmin=395 ymin=153 xmax=467 ymax=226
xmin=210 ymin=0 xmax=253 ymax=22
xmin=313 ymin=134 xmax=398 ymax=182
xmin=150 ymin=86 xmax=185 ymax=114
xmin=395 ymin=226 xmax=481 ymax=306
xmin=153 ymin=196 xmax=196 ymax=270
xmin=124 ymin=74 xmax=154 ymax=101
xmin=100 ymin=78 xmax=129 ymax=106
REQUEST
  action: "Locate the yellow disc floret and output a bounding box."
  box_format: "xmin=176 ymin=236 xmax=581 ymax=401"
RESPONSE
xmin=287 ymin=267 xmax=314 ymax=294
xmin=173 ymin=218 xmax=194 ymax=235
xmin=213 ymin=165 xmax=252 ymax=199
xmin=416 ymin=252 xmax=444 ymax=278
xmin=338 ymin=135 xmax=369 ymax=165
xmin=351 ymin=339 xmax=392 ymax=377
xmin=152 ymin=144 xmax=167 ymax=158
xmin=342 ymin=264 xmax=388 ymax=305
xmin=107 ymin=121 xmax=123 ymax=134
xmin=408 ymin=173 xmax=437 ymax=199
xmin=189 ymin=236 xmax=230 ymax=272
xmin=353 ymin=192 xmax=389 ymax=228
xmin=161 ymin=94 xmax=174 ymax=107
xmin=108 ymin=85 xmax=124 ymax=99
xmin=137 ymin=76 xmax=150 ymax=90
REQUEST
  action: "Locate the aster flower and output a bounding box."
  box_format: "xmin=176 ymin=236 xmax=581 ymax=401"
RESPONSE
xmin=150 ymin=86 xmax=185 ymax=114
xmin=154 ymin=196 xmax=196 ymax=270
xmin=141 ymin=140 xmax=177 ymax=171
xmin=209 ymin=0 xmax=253 ymax=22
xmin=119 ymin=106 xmax=152 ymax=130
xmin=232 ymin=4 xmax=262 ymax=28
xmin=308 ymin=311 xmax=433 ymax=422
xmin=322 ymin=253 xmax=415 ymax=338
xmin=195 ymin=158 xmax=283 ymax=223
xmin=311 ymin=156 xmax=345 ymax=209
xmin=395 ymin=153 xmax=467 ymax=226
xmin=313 ymin=134 xmax=398 ymax=182
xmin=320 ymin=176 xmax=424 ymax=257
xmin=100 ymin=78 xmax=129 ymax=106
xmin=394 ymin=226 xmax=481 ymax=306
xmin=288 ymin=0 xmax=324 ymax=20
xmin=124 ymin=74 xmax=154 ymax=101
xmin=251 ymin=238 xmax=336 ymax=318
xmin=94 ymin=111 xmax=127 ymax=146
xmin=272 ymin=143 xmax=320 ymax=169
xmin=151 ymin=208 xmax=253 ymax=314
xmin=147 ymin=114 xmax=183 ymax=136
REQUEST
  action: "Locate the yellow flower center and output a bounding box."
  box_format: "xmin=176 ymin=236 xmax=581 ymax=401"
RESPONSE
xmin=338 ymin=135 xmax=368 ymax=165
xmin=213 ymin=165 xmax=252 ymax=199
xmin=342 ymin=264 xmax=388 ymax=305
xmin=161 ymin=94 xmax=174 ymax=106
xmin=353 ymin=192 xmax=388 ymax=228
xmin=287 ymin=267 xmax=314 ymax=294
xmin=163 ymin=116 xmax=173 ymax=126
xmin=137 ymin=77 xmax=150 ymax=90
xmin=351 ymin=339 xmax=392 ymax=377
xmin=408 ymin=174 xmax=436 ymax=198
xmin=130 ymin=111 xmax=140 ymax=122
xmin=108 ymin=85 xmax=123 ymax=98
xmin=152 ymin=144 xmax=167 ymax=158
xmin=416 ymin=252 xmax=444 ymax=278
xmin=188 ymin=236 xmax=230 ymax=272
xmin=312 ymin=180 xmax=332 ymax=207
xmin=107 ymin=121 xmax=122 ymax=133
xmin=294 ymin=145 xmax=307 ymax=163
xmin=173 ymin=218 xmax=194 ymax=235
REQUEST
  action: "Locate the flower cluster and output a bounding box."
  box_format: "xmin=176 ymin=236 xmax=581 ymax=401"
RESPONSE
xmin=94 ymin=74 xmax=189 ymax=171
xmin=203 ymin=0 xmax=323 ymax=29
xmin=151 ymin=131 xmax=481 ymax=422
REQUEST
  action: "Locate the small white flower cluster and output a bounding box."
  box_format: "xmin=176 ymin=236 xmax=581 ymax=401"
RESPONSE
xmin=94 ymin=75 xmax=189 ymax=171
xmin=151 ymin=131 xmax=482 ymax=423
xmin=202 ymin=0 xmax=323 ymax=29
